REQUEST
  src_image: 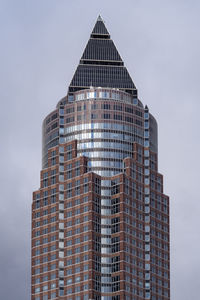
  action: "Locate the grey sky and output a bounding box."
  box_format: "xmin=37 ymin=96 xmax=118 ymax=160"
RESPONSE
xmin=0 ymin=0 xmax=199 ymax=299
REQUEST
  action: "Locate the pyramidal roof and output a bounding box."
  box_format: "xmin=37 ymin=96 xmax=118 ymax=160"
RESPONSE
xmin=68 ymin=16 xmax=137 ymax=97
xmin=91 ymin=15 xmax=110 ymax=36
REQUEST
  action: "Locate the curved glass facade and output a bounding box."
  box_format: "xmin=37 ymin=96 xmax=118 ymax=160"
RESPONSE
xmin=42 ymin=88 xmax=157 ymax=172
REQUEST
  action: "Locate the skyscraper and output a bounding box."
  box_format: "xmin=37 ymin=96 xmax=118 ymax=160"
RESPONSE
xmin=32 ymin=16 xmax=170 ymax=300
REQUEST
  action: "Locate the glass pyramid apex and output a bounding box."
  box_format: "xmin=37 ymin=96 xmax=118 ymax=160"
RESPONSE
xmin=91 ymin=15 xmax=110 ymax=36
xmin=68 ymin=17 xmax=137 ymax=97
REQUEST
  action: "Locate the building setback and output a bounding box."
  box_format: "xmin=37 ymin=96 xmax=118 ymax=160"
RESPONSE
xmin=32 ymin=16 xmax=170 ymax=300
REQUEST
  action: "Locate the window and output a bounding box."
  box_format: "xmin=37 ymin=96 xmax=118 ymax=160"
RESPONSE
xmin=35 ymin=200 xmax=40 ymax=209
xmin=83 ymin=264 xmax=89 ymax=270
xmin=75 ymin=199 xmax=80 ymax=206
xmin=42 ymin=228 xmax=48 ymax=235
xmin=35 ymin=287 xmax=40 ymax=293
xmin=102 ymin=113 xmax=110 ymax=119
xmin=75 ymin=266 xmax=80 ymax=273
xmin=67 ymin=201 xmax=72 ymax=208
xmin=43 ymin=256 xmax=48 ymax=263
xmin=83 ymin=225 xmax=88 ymax=232
xmin=67 ymin=278 xmax=72 ymax=285
xmin=75 ymin=186 xmax=80 ymax=195
xmin=83 ymin=196 xmax=88 ymax=203
xmin=66 ymin=164 xmax=72 ymax=172
xmin=35 ymin=212 xmax=40 ymax=218
xmin=43 ymin=178 xmax=48 ymax=187
xmin=67 ymin=170 xmax=72 ymax=179
xmin=51 ymin=195 xmax=56 ymax=204
xmin=75 ymin=228 xmax=80 ymax=234
xmin=83 ymin=235 xmax=89 ymax=241
xmin=43 ymin=219 xmax=48 ymax=225
xmin=83 ymin=215 xmax=88 ymax=222
xmin=75 ymin=208 xmax=80 ymax=215
xmin=75 ymin=247 xmax=80 ymax=254
xmin=67 ymin=259 xmax=72 ymax=266
xmin=75 ymin=286 xmax=80 ymax=292
xmin=51 ymin=177 xmax=56 ymax=185
xmin=42 ymin=237 xmax=48 ymax=244
xmin=51 ymin=235 xmax=56 ymax=242
xmin=67 ymin=240 xmax=72 ymax=246
xmin=67 ymin=268 xmax=72 ymax=275
xmin=83 ymin=245 xmax=89 ymax=251
xmin=83 ymin=206 xmax=88 ymax=212
xmin=84 ymin=184 xmax=88 ymax=193
xmin=51 ymin=273 xmax=56 ymax=280
xmin=75 ymin=257 xmax=80 ymax=263
xmin=67 ymin=220 xmax=72 ymax=226
xmin=67 ymin=249 xmax=72 ymax=256
xmin=51 ymin=206 xmax=56 ymax=213
xmin=83 ymin=274 xmax=88 ymax=281
xmin=35 ymin=240 xmax=40 ymax=246
xmin=67 ymin=230 xmax=72 ymax=237
xmin=51 ymin=157 xmax=56 ymax=166
xmin=35 ymin=268 xmax=40 ymax=275
xmin=50 ymin=216 xmax=56 ymax=223
xmin=35 ymin=278 xmax=40 ymax=284
xmin=51 ymin=293 xmax=56 ymax=299
xmin=35 ymin=259 xmax=40 ymax=265
xmin=75 ymin=276 xmax=81 ymax=282
xmin=75 ymin=218 xmax=80 ymax=225
xmin=43 ymin=247 xmax=48 ymax=254
xmin=67 ymin=288 xmax=72 ymax=294
xmin=51 ymin=254 xmax=56 ymax=261
xmin=114 ymin=114 xmax=122 ymax=120
xmin=75 ymin=237 xmax=80 ymax=244
xmin=67 ymin=211 xmax=72 ymax=217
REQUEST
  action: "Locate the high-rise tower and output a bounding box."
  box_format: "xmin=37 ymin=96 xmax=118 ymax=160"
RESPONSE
xmin=32 ymin=16 xmax=170 ymax=300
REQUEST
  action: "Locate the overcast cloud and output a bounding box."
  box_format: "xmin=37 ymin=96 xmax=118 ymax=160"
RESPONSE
xmin=0 ymin=0 xmax=199 ymax=299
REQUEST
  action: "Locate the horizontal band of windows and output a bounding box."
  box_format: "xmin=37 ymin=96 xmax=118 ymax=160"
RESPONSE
xmin=33 ymin=274 xmax=57 ymax=284
xmin=33 ymin=193 xmax=89 ymax=210
xmin=32 ymin=204 xmax=57 ymax=212
xmin=88 ymin=160 xmax=124 ymax=168
xmin=64 ymin=127 xmax=143 ymax=137
xmin=65 ymin=229 xmax=89 ymax=237
xmin=33 ymin=287 xmax=57 ymax=295
xmin=33 ymin=219 xmax=57 ymax=228
xmin=34 ymin=257 xmax=57 ymax=266
xmin=32 ymin=234 xmax=58 ymax=242
xmin=78 ymin=150 xmax=133 ymax=160
xmin=34 ymin=229 xmax=58 ymax=238
xmin=78 ymin=141 xmax=135 ymax=151
xmin=64 ymin=130 xmax=143 ymax=141
xmin=64 ymin=122 xmax=143 ymax=136
xmin=32 ymin=248 xmax=57 ymax=258
xmin=32 ymin=272 xmax=58 ymax=278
